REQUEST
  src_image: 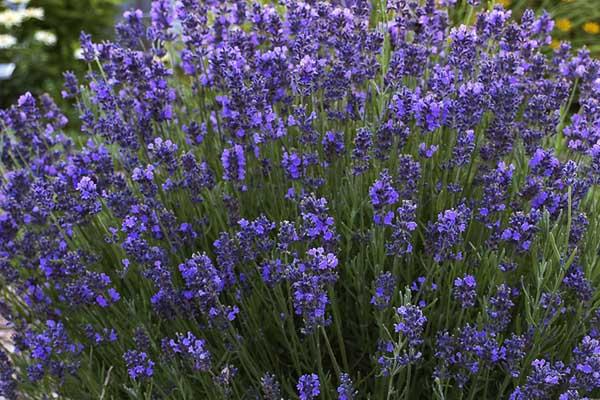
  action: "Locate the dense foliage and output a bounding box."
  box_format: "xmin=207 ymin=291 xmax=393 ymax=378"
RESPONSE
xmin=0 ymin=0 xmax=120 ymax=108
xmin=1 ymin=0 xmax=600 ymax=399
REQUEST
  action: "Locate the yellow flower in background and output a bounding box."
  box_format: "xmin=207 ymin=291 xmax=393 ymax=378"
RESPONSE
xmin=497 ymin=0 xmax=511 ymax=8
xmin=550 ymin=39 xmax=561 ymax=50
xmin=583 ymin=22 xmax=600 ymax=35
xmin=556 ymin=18 xmax=573 ymax=32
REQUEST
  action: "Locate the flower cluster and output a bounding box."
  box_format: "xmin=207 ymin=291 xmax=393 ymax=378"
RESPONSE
xmin=0 ymin=0 xmax=600 ymax=399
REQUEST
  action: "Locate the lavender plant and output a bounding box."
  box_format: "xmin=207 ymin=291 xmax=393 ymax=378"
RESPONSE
xmin=1 ymin=0 xmax=600 ymax=399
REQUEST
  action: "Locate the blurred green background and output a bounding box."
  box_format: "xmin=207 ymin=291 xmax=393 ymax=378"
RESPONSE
xmin=0 ymin=0 xmax=123 ymax=108
xmin=0 ymin=0 xmax=598 ymax=109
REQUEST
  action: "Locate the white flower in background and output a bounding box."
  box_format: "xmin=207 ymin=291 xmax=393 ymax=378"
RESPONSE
xmin=34 ymin=30 xmax=56 ymax=46
xmin=0 ymin=6 xmax=43 ymax=28
xmin=23 ymin=7 xmax=44 ymax=20
xmin=0 ymin=34 xmax=17 ymax=49
xmin=73 ymin=47 xmax=84 ymax=60
xmin=0 ymin=63 xmax=16 ymax=79
xmin=0 ymin=9 xmax=25 ymax=28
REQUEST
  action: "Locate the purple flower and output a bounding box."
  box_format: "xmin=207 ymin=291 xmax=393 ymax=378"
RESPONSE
xmin=418 ymin=143 xmax=439 ymax=159
xmin=395 ymin=304 xmax=427 ymax=348
xmin=300 ymin=194 xmax=336 ymax=244
xmin=164 ymin=332 xmax=211 ymax=372
xmin=337 ymin=373 xmax=357 ymax=400
xmin=179 ymin=253 xmax=230 ymax=322
xmin=413 ymin=93 xmax=449 ymax=132
xmin=261 ymin=373 xmax=282 ymax=400
xmin=61 ymin=71 xmax=80 ymax=99
xmin=352 ymin=128 xmax=372 ymax=175
xmin=0 ymin=350 xmax=16 ymax=399
xmin=510 ymin=359 xmax=569 ymax=400
xmin=434 ymin=325 xmax=503 ymax=388
xmin=450 ymin=130 xmax=476 ymax=166
xmin=148 ymin=137 xmax=179 ymax=173
xmin=282 ymin=150 xmax=303 ymax=180
xmin=478 ymin=162 xmax=514 ymax=227
xmin=562 ymin=265 xmax=594 ymax=302
xmin=371 ymin=272 xmax=397 ymax=310
xmin=221 ymin=144 xmax=246 ymax=183
xmin=396 ymin=155 xmax=421 ymax=198
xmin=540 ymin=292 xmax=566 ymax=325
xmin=148 ymin=0 xmax=175 ymax=43
xmin=289 ymin=248 xmax=339 ymax=333
xmin=23 ymin=320 xmax=83 ymax=382
xmin=386 ymin=201 xmax=418 ymax=256
xmin=76 ymin=176 xmax=97 ymax=200
xmin=426 ymin=203 xmax=470 ymax=263
xmin=453 ymin=274 xmax=477 ymax=308
xmin=370 ymin=170 xmax=399 ymax=225
xmin=123 ymin=350 xmax=154 ymax=380
xmin=321 ymin=131 xmax=345 ymax=164
xmin=297 ymin=373 xmax=320 ymax=400
xmin=487 ymin=284 xmax=518 ymax=332
xmin=116 ymin=9 xmax=146 ymax=48
xmin=500 ymin=210 xmax=541 ymax=252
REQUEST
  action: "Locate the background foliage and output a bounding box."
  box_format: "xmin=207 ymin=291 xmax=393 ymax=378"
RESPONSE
xmin=0 ymin=0 xmax=120 ymax=108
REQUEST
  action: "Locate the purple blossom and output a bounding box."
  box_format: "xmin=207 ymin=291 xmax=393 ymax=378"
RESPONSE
xmin=453 ymin=274 xmax=477 ymax=308
xmin=321 ymin=131 xmax=345 ymax=164
xmin=510 ymin=359 xmax=569 ymax=400
xmin=395 ymin=304 xmax=427 ymax=348
xmin=487 ymin=284 xmax=518 ymax=332
xmin=478 ymin=161 xmax=514 ymax=227
xmin=385 ymin=201 xmax=418 ymax=256
xmin=281 ymin=151 xmax=302 ymax=180
xmin=562 ymin=265 xmax=594 ymax=303
xmin=413 ymin=93 xmax=449 ymax=132
xmin=540 ymin=292 xmax=566 ymax=325
xmin=568 ymin=336 xmax=600 ymax=392
xmin=396 ymin=155 xmax=421 ymax=198
xmin=352 ymin=128 xmax=372 ymax=175
xmin=164 ymin=332 xmax=211 ymax=372
xmin=116 ymin=9 xmax=146 ymax=48
xmin=370 ymin=170 xmax=399 ymax=225
xmin=500 ymin=210 xmax=541 ymax=252
xmin=123 ymin=350 xmax=154 ymax=380
xmin=418 ymin=143 xmax=439 ymax=159
xmin=300 ymin=194 xmax=336 ymax=244
xmin=434 ymin=325 xmax=502 ymax=388
xmin=261 ymin=373 xmax=282 ymax=400
xmin=221 ymin=144 xmax=246 ymax=183
xmin=289 ymin=248 xmax=339 ymax=333
xmin=451 ymin=130 xmax=476 ymax=166
xmin=0 ymin=350 xmax=16 ymax=399
xmin=371 ymin=272 xmax=397 ymax=310
xmin=23 ymin=320 xmax=83 ymax=382
xmin=337 ymin=373 xmax=357 ymax=400
xmin=297 ymin=373 xmax=320 ymax=400
xmin=426 ymin=203 xmax=470 ymax=263
xmin=178 ymin=253 xmax=229 ymax=321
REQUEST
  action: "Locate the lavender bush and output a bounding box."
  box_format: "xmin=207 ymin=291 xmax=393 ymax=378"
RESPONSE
xmin=1 ymin=0 xmax=600 ymax=398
